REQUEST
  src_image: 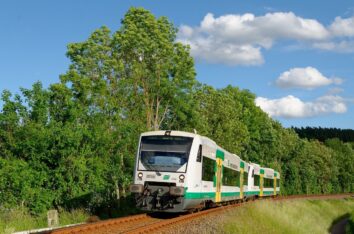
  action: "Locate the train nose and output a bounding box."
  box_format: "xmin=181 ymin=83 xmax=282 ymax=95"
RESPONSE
xmin=169 ymin=186 xmax=184 ymax=196
xmin=130 ymin=184 xmax=144 ymax=193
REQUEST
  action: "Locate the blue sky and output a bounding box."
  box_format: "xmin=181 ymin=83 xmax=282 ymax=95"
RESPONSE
xmin=1 ymin=1 xmax=354 ymax=128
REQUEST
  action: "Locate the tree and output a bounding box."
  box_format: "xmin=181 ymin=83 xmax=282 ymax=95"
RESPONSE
xmin=194 ymin=85 xmax=250 ymax=155
xmin=325 ymin=138 xmax=354 ymax=192
xmin=115 ymin=8 xmax=196 ymax=130
xmin=61 ymin=7 xmax=196 ymax=131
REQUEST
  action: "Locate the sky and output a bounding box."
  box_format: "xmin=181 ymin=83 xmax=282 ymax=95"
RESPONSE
xmin=1 ymin=0 xmax=354 ymax=129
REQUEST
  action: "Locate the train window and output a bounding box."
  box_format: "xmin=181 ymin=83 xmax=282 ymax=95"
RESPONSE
xmin=244 ymin=171 xmax=248 ymax=186
xmin=276 ymin=179 xmax=280 ymax=188
xmin=254 ymin=174 xmax=260 ymax=186
xmin=223 ymin=166 xmax=240 ymax=187
xmin=196 ymin=145 xmax=202 ymax=162
xmin=263 ymin=178 xmax=274 ymax=188
xmin=202 ymin=156 xmax=214 ymax=181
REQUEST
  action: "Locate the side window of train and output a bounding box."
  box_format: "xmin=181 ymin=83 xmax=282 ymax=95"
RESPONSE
xmin=223 ymin=166 xmax=239 ymax=186
xmin=252 ymin=169 xmax=254 ymax=177
xmin=254 ymin=174 xmax=260 ymax=186
xmin=197 ymin=145 xmax=202 ymax=162
xmin=244 ymin=171 xmax=248 ymax=186
xmin=263 ymin=178 xmax=273 ymax=187
xmin=202 ymin=156 xmax=214 ymax=181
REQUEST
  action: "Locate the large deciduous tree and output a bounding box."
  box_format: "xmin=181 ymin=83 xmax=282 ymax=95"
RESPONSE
xmin=61 ymin=7 xmax=196 ymax=131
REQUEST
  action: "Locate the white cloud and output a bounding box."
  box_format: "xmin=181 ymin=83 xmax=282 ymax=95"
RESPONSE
xmin=275 ymin=67 xmax=343 ymax=89
xmin=312 ymin=40 xmax=354 ymax=53
xmin=179 ymin=37 xmax=264 ymax=66
xmin=329 ymin=16 xmax=354 ymax=37
xmin=255 ymin=95 xmax=347 ymax=118
xmin=198 ymin=12 xmax=328 ymax=46
xmin=178 ymin=13 xmax=354 ymax=65
xmin=326 ymin=87 xmax=344 ymax=95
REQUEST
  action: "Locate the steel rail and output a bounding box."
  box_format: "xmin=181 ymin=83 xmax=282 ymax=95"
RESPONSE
xmin=48 ymin=213 xmax=151 ymax=234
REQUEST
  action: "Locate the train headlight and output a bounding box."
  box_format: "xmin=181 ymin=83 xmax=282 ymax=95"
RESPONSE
xmin=138 ymin=172 xmax=143 ymax=180
xmin=179 ymin=174 xmax=185 ymax=182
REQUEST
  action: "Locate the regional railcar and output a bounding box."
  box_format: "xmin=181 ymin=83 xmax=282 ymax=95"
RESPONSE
xmin=130 ymin=130 xmax=280 ymax=212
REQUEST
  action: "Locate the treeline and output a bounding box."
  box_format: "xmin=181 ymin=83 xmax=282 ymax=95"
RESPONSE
xmin=293 ymin=127 xmax=354 ymax=142
xmin=0 ymin=7 xmax=353 ymax=215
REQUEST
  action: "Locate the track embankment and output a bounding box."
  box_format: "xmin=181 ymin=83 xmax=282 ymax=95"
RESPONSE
xmin=42 ymin=193 xmax=353 ymax=234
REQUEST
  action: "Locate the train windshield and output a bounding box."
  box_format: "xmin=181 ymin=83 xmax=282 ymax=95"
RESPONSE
xmin=139 ymin=135 xmax=193 ymax=172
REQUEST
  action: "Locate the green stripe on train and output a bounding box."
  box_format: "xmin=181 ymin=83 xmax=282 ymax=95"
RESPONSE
xmin=244 ymin=191 xmax=259 ymax=195
xmin=185 ymin=192 xmax=240 ymax=199
xmin=185 ymin=192 xmax=216 ymax=199
xmin=185 ymin=191 xmax=263 ymax=199
xmin=262 ymin=191 xmax=275 ymax=195
xmin=184 ymin=190 xmax=281 ymax=199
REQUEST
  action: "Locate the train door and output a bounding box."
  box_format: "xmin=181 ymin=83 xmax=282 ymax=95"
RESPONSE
xmin=273 ymin=172 xmax=277 ymax=195
xmin=240 ymin=161 xmax=244 ymax=199
xmin=214 ymin=149 xmax=224 ymax=203
xmin=196 ymin=145 xmax=203 ymax=195
xmin=260 ymin=169 xmax=264 ymax=197
xmin=248 ymin=165 xmax=254 ymax=194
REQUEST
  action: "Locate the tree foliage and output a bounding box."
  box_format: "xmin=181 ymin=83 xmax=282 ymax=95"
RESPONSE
xmin=293 ymin=126 xmax=354 ymax=142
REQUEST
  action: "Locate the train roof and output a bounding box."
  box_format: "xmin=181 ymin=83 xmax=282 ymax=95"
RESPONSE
xmin=250 ymin=162 xmax=261 ymax=168
xmin=201 ymin=136 xmax=217 ymax=148
xmin=141 ymin=130 xmax=198 ymax=138
xmin=262 ymin=167 xmax=275 ymax=171
xmin=141 ymin=130 xmax=219 ymax=147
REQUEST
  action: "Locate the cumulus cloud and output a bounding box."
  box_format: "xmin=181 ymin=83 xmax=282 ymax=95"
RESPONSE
xmin=329 ymin=16 xmax=354 ymax=37
xmin=275 ymin=67 xmax=343 ymax=89
xmin=178 ymin=36 xmax=264 ymax=66
xmin=178 ymin=13 xmax=354 ymax=65
xmin=255 ymin=95 xmax=347 ymax=118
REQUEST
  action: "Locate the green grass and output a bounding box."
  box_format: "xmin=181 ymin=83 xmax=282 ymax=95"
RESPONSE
xmin=222 ymin=198 xmax=354 ymax=234
xmin=0 ymin=207 xmax=89 ymax=234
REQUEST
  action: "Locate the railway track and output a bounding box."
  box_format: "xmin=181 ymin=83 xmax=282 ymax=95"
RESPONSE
xmin=43 ymin=193 xmax=352 ymax=234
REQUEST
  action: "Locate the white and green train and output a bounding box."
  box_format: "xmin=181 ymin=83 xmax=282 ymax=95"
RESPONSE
xmin=130 ymin=130 xmax=280 ymax=212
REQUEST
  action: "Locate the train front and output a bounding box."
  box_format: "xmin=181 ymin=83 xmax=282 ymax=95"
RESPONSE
xmin=129 ymin=131 xmax=195 ymax=212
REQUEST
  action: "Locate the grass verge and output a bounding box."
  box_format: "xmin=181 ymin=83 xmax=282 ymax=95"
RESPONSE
xmin=0 ymin=207 xmax=89 ymax=234
xmin=222 ymin=198 xmax=354 ymax=234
